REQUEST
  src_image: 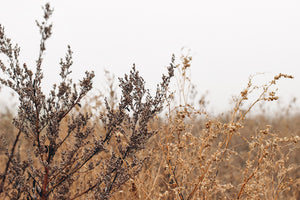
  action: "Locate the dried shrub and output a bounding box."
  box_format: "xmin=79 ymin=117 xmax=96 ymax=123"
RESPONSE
xmin=0 ymin=3 xmax=299 ymax=200
xmin=113 ymin=55 xmax=299 ymax=200
xmin=0 ymin=3 xmax=174 ymax=200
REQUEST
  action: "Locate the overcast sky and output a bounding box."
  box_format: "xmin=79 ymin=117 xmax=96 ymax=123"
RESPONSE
xmin=0 ymin=0 xmax=299 ymax=113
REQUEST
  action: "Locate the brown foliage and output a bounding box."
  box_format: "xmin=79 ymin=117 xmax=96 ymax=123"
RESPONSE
xmin=0 ymin=3 xmax=299 ymax=200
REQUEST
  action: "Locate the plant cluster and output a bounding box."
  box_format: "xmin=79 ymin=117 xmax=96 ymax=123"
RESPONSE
xmin=0 ymin=3 xmax=174 ymax=200
xmin=108 ymin=56 xmax=299 ymax=200
xmin=0 ymin=3 xmax=299 ymax=200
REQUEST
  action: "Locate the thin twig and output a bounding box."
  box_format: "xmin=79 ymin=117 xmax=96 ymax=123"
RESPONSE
xmin=0 ymin=130 xmax=21 ymax=193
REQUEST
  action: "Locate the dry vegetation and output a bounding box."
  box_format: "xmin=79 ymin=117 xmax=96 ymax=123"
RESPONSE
xmin=0 ymin=3 xmax=299 ymax=200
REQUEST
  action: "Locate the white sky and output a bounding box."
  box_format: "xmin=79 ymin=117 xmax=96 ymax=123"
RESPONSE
xmin=0 ymin=0 xmax=299 ymax=113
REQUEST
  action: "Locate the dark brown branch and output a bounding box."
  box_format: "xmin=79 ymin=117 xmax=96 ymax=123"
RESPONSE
xmin=0 ymin=130 xmax=21 ymax=193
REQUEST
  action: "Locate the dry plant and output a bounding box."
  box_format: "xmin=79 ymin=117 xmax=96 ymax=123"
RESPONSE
xmin=175 ymin=48 xmax=193 ymax=105
xmin=0 ymin=3 xmax=299 ymax=200
xmin=0 ymin=3 xmax=174 ymax=200
xmin=112 ymin=55 xmax=299 ymax=200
